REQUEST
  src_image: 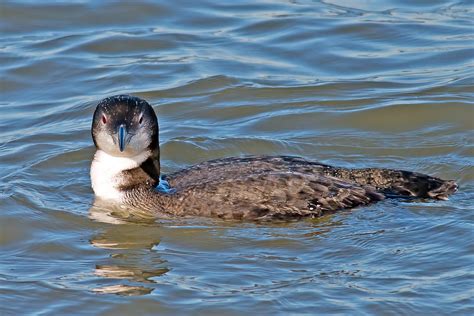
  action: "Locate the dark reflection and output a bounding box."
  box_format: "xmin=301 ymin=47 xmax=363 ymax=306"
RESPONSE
xmin=88 ymin=201 xmax=168 ymax=296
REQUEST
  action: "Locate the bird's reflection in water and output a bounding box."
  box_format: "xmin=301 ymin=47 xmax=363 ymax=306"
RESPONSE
xmin=87 ymin=200 xmax=345 ymax=296
xmin=89 ymin=200 xmax=168 ymax=296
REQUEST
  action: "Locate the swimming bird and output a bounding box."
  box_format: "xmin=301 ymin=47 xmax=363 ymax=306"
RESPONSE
xmin=90 ymin=95 xmax=458 ymax=220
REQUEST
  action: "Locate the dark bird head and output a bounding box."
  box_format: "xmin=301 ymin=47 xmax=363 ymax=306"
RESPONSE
xmin=92 ymin=95 xmax=159 ymax=158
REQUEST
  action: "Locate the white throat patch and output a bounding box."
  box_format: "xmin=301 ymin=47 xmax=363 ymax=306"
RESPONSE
xmin=90 ymin=150 xmax=150 ymax=201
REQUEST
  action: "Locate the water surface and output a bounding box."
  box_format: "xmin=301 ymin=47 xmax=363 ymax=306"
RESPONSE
xmin=0 ymin=0 xmax=473 ymax=315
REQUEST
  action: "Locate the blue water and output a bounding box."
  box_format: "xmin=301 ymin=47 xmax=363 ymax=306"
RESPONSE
xmin=0 ymin=1 xmax=473 ymax=315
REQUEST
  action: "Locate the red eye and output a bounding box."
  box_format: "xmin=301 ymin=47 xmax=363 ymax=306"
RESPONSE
xmin=101 ymin=115 xmax=107 ymax=124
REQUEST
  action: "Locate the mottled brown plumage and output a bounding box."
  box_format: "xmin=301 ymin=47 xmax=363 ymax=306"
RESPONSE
xmin=91 ymin=95 xmax=458 ymax=221
xmin=120 ymin=155 xmax=457 ymax=220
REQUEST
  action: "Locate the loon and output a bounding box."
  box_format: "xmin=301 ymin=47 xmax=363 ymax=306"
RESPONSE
xmin=90 ymin=95 xmax=458 ymax=220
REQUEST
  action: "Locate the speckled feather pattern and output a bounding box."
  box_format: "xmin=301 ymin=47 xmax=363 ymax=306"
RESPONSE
xmin=121 ymin=156 xmax=457 ymax=220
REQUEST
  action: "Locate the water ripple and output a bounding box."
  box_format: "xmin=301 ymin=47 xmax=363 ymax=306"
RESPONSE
xmin=0 ymin=0 xmax=473 ymax=314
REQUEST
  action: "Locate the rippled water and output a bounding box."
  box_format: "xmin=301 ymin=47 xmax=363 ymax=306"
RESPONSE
xmin=1 ymin=0 xmax=473 ymax=314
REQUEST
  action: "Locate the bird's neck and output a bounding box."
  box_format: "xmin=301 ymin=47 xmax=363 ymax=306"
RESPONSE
xmin=90 ymin=149 xmax=151 ymax=201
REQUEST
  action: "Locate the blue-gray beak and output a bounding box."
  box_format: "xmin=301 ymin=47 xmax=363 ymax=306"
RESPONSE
xmin=118 ymin=124 xmax=126 ymax=152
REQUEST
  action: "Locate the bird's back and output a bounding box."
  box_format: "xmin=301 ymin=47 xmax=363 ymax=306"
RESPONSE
xmin=160 ymin=156 xmax=383 ymax=220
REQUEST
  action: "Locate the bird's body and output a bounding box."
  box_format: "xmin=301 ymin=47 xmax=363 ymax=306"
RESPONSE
xmin=90 ymin=95 xmax=457 ymax=221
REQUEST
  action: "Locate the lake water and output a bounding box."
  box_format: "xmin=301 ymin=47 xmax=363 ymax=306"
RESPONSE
xmin=0 ymin=0 xmax=473 ymax=315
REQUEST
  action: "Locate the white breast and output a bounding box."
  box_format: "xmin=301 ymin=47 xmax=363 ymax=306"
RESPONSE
xmin=90 ymin=150 xmax=149 ymax=201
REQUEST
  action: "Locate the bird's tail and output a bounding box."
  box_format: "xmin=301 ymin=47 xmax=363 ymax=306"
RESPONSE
xmin=322 ymin=167 xmax=458 ymax=200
